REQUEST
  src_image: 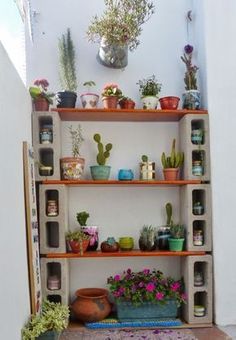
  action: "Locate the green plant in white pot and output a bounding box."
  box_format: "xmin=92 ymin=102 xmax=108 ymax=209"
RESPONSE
xmin=168 ymin=224 xmax=185 ymax=252
xmin=22 ymin=300 xmax=69 ymax=340
xmin=90 ymin=133 xmax=113 ymax=180
xmin=137 ymin=75 xmax=162 ymax=109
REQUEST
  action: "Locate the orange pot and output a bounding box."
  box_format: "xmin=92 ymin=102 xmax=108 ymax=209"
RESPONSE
xmin=69 ymin=239 xmax=90 ymax=253
xmin=71 ymin=288 xmax=111 ymax=322
xmin=102 ymin=96 xmax=118 ymax=109
xmin=33 ymin=98 xmax=49 ymax=111
xmin=119 ymin=99 xmax=135 ymax=109
xmin=163 ymin=168 xmax=179 ymax=181
xmin=159 ymin=96 xmax=180 ymax=110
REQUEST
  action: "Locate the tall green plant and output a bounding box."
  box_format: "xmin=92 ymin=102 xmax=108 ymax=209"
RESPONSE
xmin=58 ymin=28 xmax=77 ymax=92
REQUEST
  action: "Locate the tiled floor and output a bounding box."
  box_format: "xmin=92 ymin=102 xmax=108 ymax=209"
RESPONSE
xmin=220 ymin=325 xmax=236 ymax=339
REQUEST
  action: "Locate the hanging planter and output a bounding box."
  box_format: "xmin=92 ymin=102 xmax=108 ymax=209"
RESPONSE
xmin=97 ymin=37 xmax=128 ymax=69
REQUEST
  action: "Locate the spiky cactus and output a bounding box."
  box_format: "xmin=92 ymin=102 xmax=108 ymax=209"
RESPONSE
xmin=139 ymin=225 xmax=156 ymax=251
xmin=161 ymin=139 xmax=184 ymax=169
xmin=93 ymin=133 xmax=113 ymax=165
xmin=165 ymin=202 xmax=173 ymax=226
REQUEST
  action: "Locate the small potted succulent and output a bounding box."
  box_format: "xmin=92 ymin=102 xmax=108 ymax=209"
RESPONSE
xmin=60 ymin=124 xmax=85 ymax=180
xmin=76 ymin=211 xmax=99 ymax=251
xmin=119 ymin=96 xmax=135 ymax=109
xmin=139 ymin=225 xmax=156 ymax=251
xmin=101 ymin=83 xmax=123 ymax=109
xmin=21 ymin=300 xmax=69 ymax=340
xmin=80 ymin=81 xmax=99 ymax=108
xmin=161 ymin=139 xmax=184 ymax=180
xmin=137 ymin=75 xmax=162 ymax=109
xmin=140 ymin=155 xmax=155 ymax=180
xmin=168 ymin=224 xmax=185 ymax=251
xmin=66 ymin=229 xmax=90 ymax=254
xmin=90 ymin=133 xmax=113 ymax=180
xmin=29 ymin=79 xmax=54 ymax=111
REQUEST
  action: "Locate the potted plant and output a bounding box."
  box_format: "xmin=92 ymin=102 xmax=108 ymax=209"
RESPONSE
xmin=86 ymin=0 xmax=155 ymax=68
xmin=80 ymin=81 xmax=99 ymax=108
xmin=76 ymin=211 xmax=99 ymax=251
xmin=66 ymin=228 xmax=90 ymax=254
xmin=168 ymin=224 xmax=185 ymax=251
xmin=29 ymin=79 xmax=54 ymax=111
xmin=159 ymin=96 xmax=180 ymax=110
xmin=181 ymin=44 xmax=200 ymax=110
xmin=161 ymin=139 xmax=184 ymax=180
xmin=22 ymin=300 xmax=69 ymax=340
xmin=60 ymin=124 xmax=85 ymax=180
xmin=107 ymin=268 xmax=186 ymax=321
xmin=119 ymin=96 xmax=135 ymax=109
xmin=90 ymin=133 xmax=113 ymax=180
xmin=139 ymin=225 xmax=156 ymax=251
xmin=157 ymin=202 xmax=172 ymax=250
xmin=56 ymin=28 xmax=78 ymax=108
xmin=101 ymin=83 xmax=122 ymax=109
xmin=140 ymin=155 xmax=155 ymax=180
xmin=137 ymin=75 xmax=162 ymax=109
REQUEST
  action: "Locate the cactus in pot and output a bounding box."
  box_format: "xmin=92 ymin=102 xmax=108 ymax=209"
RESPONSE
xmin=139 ymin=225 xmax=156 ymax=251
xmin=161 ymin=139 xmax=184 ymax=180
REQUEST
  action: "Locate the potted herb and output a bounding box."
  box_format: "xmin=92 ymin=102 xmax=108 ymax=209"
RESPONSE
xmin=107 ymin=268 xmax=186 ymax=321
xmin=181 ymin=44 xmax=200 ymax=110
xmin=60 ymin=124 xmax=85 ymax=180
xmin=168 ymin=224 xmax=185 ymax=251
xmin=139 ymin=225 xmax=156 ymax=251
xmin=161 ymin=139 xmax=184 ymax=180
xmin=29 ymin=79 xmax=54 ymax=111
xmin=76 ymin=211 xmax=99 ymax=251
xmin=101 ymin=83 xmax=122 ymax=109
xmin=87 ymin=0 xmax=155 ymax=68
xmin=119 ymin=96 xmax=135 ymax=109
xmin=137 ymin=75 xmax=162 ymax=109
xmin=56 ymin=28 xmax=78 ymax=108
xmin=140 ymin=155 xmax=155 ymax=180
xmin=80 ymin=81 xmax=99 ymax=108
xmin=66 ymin=229 xmax=90 ymax=254
xmin=22 ymin=300 xmax=69 ymax=340
xmin=90 ymin=133 xmax=113 ymax=180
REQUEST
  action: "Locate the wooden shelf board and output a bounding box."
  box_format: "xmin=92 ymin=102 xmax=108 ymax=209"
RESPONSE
xmin=44 ymin=250 xmax=206 ymax=258
xmin=51 ymin=108 xmax=208 ymax=122
xmin=41 ymin=179 xmax=202 ymax=186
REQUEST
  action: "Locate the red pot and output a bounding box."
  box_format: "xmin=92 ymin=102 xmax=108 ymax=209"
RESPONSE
xmin=33 ymin=98 xmax=49 ymax=111
xmin=119 ymin=99 xmax=135 ymax=109
xmin=69 ymin=239 xmax=89 ymax=253
xmin=159 ymin=96 xmax=180 ymax=110
xmin=102 ymin=96 xmax=119 ymax=109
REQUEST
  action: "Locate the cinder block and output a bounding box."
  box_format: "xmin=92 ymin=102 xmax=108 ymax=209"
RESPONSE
xmin=179 ymin=114 xmax=210 ymax=181
xmin=181 ymin=255 xmax=212 ymax=324
xmin=32 ymin=111 xmax=61 ymax=181
xmin=39 ymin=184 xmax=68 ymax=253
xmin=40 ymin=258 xmax=69 ymax=305
xmin=180 ymin=184 xmax=212 ymax=251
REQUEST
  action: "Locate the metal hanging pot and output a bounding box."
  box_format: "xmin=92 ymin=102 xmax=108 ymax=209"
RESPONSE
xmin=97 ymin=37 xmax=128 ymax=69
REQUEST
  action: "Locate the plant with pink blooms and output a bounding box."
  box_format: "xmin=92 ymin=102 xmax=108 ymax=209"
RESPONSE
xmin=101 ymin=83 xmax=122 ymax=98
xmin=107 ymin=268 xmax=186 ymax=306
xmin=29 ymin=79 xmax=55 ymax=104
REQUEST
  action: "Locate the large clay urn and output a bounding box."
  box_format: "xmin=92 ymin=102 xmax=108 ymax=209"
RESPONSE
xmin=71 ymin=288 xmax=111 ymax=322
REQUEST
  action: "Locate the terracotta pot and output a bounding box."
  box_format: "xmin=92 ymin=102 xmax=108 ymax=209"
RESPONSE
xmin=71 ymin=288 xmax=111 ymax=322
xmin=159 ymin=96 xmax=180 ymax=110
xmin=102 ymin=96 xmax=119 ymax=109
xmin=69 ymin=239 xmax=90 ymax=253
xmin=163 ymin=168 xmax=179 ymax=181
xmin=33 ymin=98 xmax=49 ymax=111
xmin=60 ymin=157 xmax=85 ymax=180
xmin=119 ymin=99 xmax=135 ymax=109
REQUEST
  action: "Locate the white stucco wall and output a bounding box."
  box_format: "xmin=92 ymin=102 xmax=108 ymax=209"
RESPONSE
xmin=0 ymin=43 xmax=32 ymax=339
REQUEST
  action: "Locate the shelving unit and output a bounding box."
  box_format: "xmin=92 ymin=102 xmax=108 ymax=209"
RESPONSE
xmin=33 ymin=108 xmax=213 ymax=326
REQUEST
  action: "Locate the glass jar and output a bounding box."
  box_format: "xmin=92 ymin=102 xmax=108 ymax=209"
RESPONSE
xmin=194 ymin=305 xmax=205 ymax=317
xmin=191 ymin=129 xmax=203 ymax=145
xmin=194 ymin=272 xmax=204 ymax=286
xmin=157 ymin=227 xmax=171 ymax=250
xmin=47 ymin=275 xmax=60 ymax=290
xmin=40 ymin=125 xmax=53 ymax=144
xmin=47 ymin=200 xmax=58 ymax=216
xmin=193 ymin=202 xmax=204 ymax=215
xmin=193 ymin=229 xmax=203 ymax=246
xmin=192 ymin=160 xmax=203 ymax=176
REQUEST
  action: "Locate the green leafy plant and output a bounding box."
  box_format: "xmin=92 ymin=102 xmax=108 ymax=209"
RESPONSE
xmin=181 ymin=44 xmax=198 ymax=90
xmin=76 ymin=211 xmax=90 ymax=226
xmin=161 ymin=139 xmax=184 ymax=169
xmin=102 ymin=83 xmax=122 ymax=98
xmin=68 ymin=124 xmax=84 ymax=158
xmin=107 ymin=268 xmax=186 ymax=307
xmin=58 ymin=28 xmax=77 ymax=92
xmin=83 ymin=80 xmax=96 ymax=92
xmin=66 ymin=229 xmax=90 ymax=241
xmin=169 ymin=224 xmax=185 ymax=239
xmin=93 ymin=133 xmax=113 ymax=165
xmin=29 ymin=79 xmax=54 ymax=104
xmin=87 ymin=0 xmax=155 ymax=51
xmin=22 ymin=300 xmax=69 ymax=340
xmin=137 ymin=75 xmax=162 ymax=97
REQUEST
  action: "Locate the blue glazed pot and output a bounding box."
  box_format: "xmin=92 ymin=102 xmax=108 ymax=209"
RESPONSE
xmin=182 ymin=90 xmax=200 ymax=110
xmin=90 ymin=165 xmax=111 ymax=180
xmin=118 ymin=169 xmax=134 ymax=181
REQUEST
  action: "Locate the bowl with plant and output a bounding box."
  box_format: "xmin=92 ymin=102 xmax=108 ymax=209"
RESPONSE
xmin=161 ymin=139 xmax=184 ymax=181
xmin=76 ymin=211 xmax=99 ymax=251
xmin=66 ymin=229 xmax=90 ymax=254
xmin=137 ymin=75 xmax=162 ymax=109
xmin=29 ymin=79 xmax=54 ymax=111
xmin=80 ymin=81 xmax=99 ymax=108
xmin=60 ymin=124 xmax=85 ymax=180
xmin=101 ymin=83 xmax=122 ymax=109
xmin=86 ymin=0 xmax=155 ymax=68
xmin=168 ymin=224 xmax=185 ymax=251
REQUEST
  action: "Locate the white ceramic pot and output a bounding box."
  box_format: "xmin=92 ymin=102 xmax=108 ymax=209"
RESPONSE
xmin=80 ymin=93 xmax=99 ymax=108
xmin=141 ymin=96 xmax=159 ymax=109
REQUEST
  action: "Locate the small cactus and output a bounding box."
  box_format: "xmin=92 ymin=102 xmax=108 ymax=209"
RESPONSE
xmin=169 ymin=224 xmax=185 ymax=239
xmin=93 ymin=133 xmax=113 ymax=165
xmin=161 ymin=139 xmax=184 ymax=169
xmin=165 ymin=202 xmax=173 ymax=226
xmin=141 ymin=155 xmax=148 ymax=162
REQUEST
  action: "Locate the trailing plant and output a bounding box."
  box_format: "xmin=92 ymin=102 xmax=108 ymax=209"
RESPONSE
xmin=161 ymin=139 xmax=184 ymax=169
xmin=58 ymin=28 xmax=77 ymax=92
xmin=68 ymin=124 xmax=84 ymax=158
xmin=93 ymin=133 xmax=113 ymax=165
xmin=87 ymin=0 xmax=155 ymax=51
xmin=165 ymin=202 xmax=173 ymax=226
xmin=76 ymin=211 xmax=90 ymax=226
xmin=102 ymin=83 xmax=122 ymax=98
xmin=66 ymin=229 xmax=90 ymax=241
xmin=29 ymin=79 xmax=54 ymax=104
xmin=137 ymin=75 xmax=162 ymax=97
xmin=169 ymin=224 xmax=185 ymax=239
xmin=181 ymin=44 xmax=199 ymax=91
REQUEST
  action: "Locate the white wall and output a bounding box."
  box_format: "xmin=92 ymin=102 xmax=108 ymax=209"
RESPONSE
xmin=0 ymin=43 xmax=32 ymax=339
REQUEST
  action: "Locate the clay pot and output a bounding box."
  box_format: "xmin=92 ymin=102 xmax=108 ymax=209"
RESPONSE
xmin=163 ymin=168 xmax=179 ymax=181
xmin=102 ymin=96 xmax=119 ymax=109
xmin=119 ymin=99 xmax=135 ymax=109
xmin=71 ymin=288 xmax=111 ymax=322
xmin=33 ymin=98 xmax=49 ymax=111
xmin=69 ymin=239 xmax=89 ymax=253
xmin=159 ymin=96 xmax=180 ymax=110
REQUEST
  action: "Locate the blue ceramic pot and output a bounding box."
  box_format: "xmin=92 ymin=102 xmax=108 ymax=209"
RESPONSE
xmin=90 ymin=165 xmax=111 ymax=180
xmin=118 ymin=169 xmax=134 ymax=181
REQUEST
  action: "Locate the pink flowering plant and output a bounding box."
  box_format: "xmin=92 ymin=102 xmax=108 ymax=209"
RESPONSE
xmin=107 ymin=268 xmax=186 ymax=307
xmin=102 ymin=83 xmax=122 ymax=98
xmin=29 ymin=79 xmax=55 ymax=104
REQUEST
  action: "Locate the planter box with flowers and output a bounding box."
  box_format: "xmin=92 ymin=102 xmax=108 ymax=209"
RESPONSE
xmin=107 ymin=268 xmax=186 ymax=321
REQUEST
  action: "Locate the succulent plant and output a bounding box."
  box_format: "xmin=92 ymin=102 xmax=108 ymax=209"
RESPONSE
xmin=66 ymin=229 xmax=90 ymax=241
xmin=169 ymin=224 xmax=185 ymax=239
xmin=76 ymin=211 xmax=90 ymax=226
xmin=165 ymin=202 xmax=173 ymax=226
xmin=93 ymin=133 xmax=112 ymax=165
xmin=139 ymin=225 xmax=156 ymax=251
xmin=161 ymin=139 xmax=184 ymax=169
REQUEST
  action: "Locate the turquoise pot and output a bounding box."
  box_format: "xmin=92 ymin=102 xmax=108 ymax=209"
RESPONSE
xmin=168 ymin=238 xmax=184 ymax=251
xmin=90 ymin=165 xmax=111 ymax=180
xmin=37 ymin=330 xmax=60 ymax=340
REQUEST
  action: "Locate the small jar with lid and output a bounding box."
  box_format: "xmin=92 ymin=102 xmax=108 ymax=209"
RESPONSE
xmin=194 ymin=271 xmax=204 ymax=286
xmin=192 ymin=160 xmax=203 ymax=176
xmin=47 ymin=200 xmax=58 ymax=216
xmin=47 ymin=275 xmax=60 ymax=290
xmin=194 ymin=305 xmax=205 ymax=317
xmin=40 ymin=125 xmax=53 ymax=144
xmin=193 ymin=229 xmax=204 ymax=246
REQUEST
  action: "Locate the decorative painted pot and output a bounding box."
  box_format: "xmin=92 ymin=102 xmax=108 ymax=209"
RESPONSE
xmin=90 ymin=165 xmax=111 ymax=180
xmin=81 ymin=226 xmax=99 ymax=251
xmin=56 ymin=91 xmax=77 ymax=108
xmin=168 ymin=238 xmax=185 ymax=251
xmin=60 ymin=157 xmax=85 ymax=180
xmin=140 ymin=162 xmax=155 ymax=180
xmin=37 ymin=330 xmax=60 ymax=340
xmin=69 ymin=239 xmax=90 ymax=254
xmin=118 ymin=169 xmax=134 ymax=181
xmin=102 ymin=96 xmax=119 ymax=109
xmin=141 ymin=96 xmax=159 ymax=109
xmin=80 ymin=93 xmax=99 ymax=108
xmin=163 ymin=168 xmax=179 ymax=181
xmin=182 ymin=90 xmax=200 ymax=110
xmin=101 ymin=237 xmax=120 ymax=252
xmin=33 ymin=98 xmax=49 ymax=111
xmin=159 ymin=96 xmax=180 ymax=110
xmin=97 ymin=37 xmax=128 ymax=69
xmin=119 ymin=99 xmax=135 ymax=109
xmin=71 ymin=288 xmax=111 ymax=322
xmin=191 ymin=129 xmax=203 ymax=145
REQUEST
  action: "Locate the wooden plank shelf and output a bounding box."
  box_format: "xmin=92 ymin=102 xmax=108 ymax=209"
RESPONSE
xmin=51 ymin=108 xmax=208 ymax=122
xmin=42 ymin=179 xmax=202 ymax=186
xmin=44 ymin=250 xmax=206 ymax=258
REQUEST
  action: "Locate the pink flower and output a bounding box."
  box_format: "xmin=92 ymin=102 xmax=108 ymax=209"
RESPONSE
xmin=143 ymin=268 xmax=150 ymax=275
xmin=103 ymin=83 xmax=118 ymax=90
xmin=181 ymin=293 xmax=187 ymax=301
xmin=114 ymin=274 xmax=121 ymax=281
xmin=146 ymin=282 xmax=155 ymax=292
xmin=171 ymin=282 xmax=180 ymax=291
xmin=155 ymin=292 xmax=164 ymax=300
